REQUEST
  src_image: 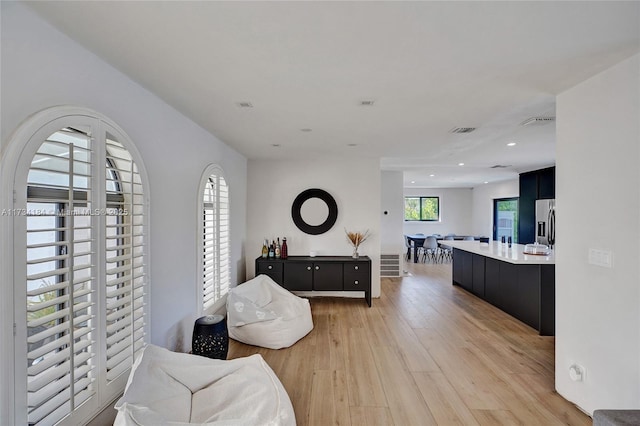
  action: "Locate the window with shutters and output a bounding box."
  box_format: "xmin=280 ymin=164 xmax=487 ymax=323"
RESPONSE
xmin=4 ymin=107 xmax=149 ymax=426
xmin=200 ymin=166 xmax=230 ymax=311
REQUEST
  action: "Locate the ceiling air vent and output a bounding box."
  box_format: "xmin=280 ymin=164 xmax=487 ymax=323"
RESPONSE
xmin=449 ymin=127 xmax=476 ymax=134
xmin=520 ymin=116 xmax=555 ymax=126
xmin=236 ymin=101 xmax=253 ymax=108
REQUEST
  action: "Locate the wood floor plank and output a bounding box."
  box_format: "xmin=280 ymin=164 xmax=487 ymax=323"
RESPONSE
xmin=413 ymin=371 xmax=480 ymax=426
xmin=308 ymin=370 xmax=350 ymax=426
xmin=471 ymin=408 xmax=522 ymax=425
xmin=227 ymin=262 xmax=591 ymax=426
xmin=371 ymin=345 xmax=438 ymax=425
xmin=350 ymin=406 xmax=394 ymax=426
xmin=332 ymin=370 xmax=351 ymax=426
xmin=376 ymin=309 xmax=441 ymax=373
xmin=345 ymin=327 xmax=388 ymax=407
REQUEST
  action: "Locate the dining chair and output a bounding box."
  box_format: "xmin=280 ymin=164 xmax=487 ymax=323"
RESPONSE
xmin=421 ymin=236 xmax=440 ymax=263
xmin=404 ymin=235 xmax=413 ymax=260
xmin=441 ymin=235 xmax=455 ymax=262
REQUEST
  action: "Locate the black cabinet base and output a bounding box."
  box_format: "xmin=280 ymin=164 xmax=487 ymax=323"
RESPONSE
xmin=256 ymin=256 xmax=372 ymax=307
xmin=452 ymin=249 xmax=555 ymax=336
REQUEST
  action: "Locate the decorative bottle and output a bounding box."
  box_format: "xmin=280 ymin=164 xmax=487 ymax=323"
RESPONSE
xmin=275 ymin=238 xmax=281 ymax=258
xmin=281 ymin=238 xmax=288 ymax=259
xmin=261 ymin=239 xmax=268 ymax=258
xmin=268 ymin=241 xmax=275 ymax=258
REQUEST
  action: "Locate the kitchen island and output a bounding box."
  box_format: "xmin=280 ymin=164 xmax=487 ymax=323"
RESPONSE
xmin=440 ymin=240 xmax=555 ymax=336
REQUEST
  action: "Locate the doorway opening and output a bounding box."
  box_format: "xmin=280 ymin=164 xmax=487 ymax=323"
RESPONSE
xmin=493 ymin=197 xmax=519 ymax=243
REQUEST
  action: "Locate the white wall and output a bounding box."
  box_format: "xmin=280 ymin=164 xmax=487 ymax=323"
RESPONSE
xmin=1 ymin=2 xmax=247 ymax=355
xmin=247 ymin=158 xmax=381 ymax=298
xmin=470 ymin=179 xmax=519 ymax=239
xmin=380 ymin=171 xmax=404 ymax=255
xmin=403 ymin=187 xmax=473 ymax=236
xmin=556 ymin=54 xmax=639 ymax=414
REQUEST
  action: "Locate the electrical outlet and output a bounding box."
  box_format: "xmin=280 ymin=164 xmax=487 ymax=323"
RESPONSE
xmin=588 ymin=248 xmax=613 ymax=268
xmin=569 ymin=364 xmax=585 ymax=381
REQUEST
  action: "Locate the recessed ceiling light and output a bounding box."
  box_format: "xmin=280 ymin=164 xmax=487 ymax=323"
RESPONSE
xmin=410 ymin=180 xmax=416 ymax=184
xmin=507 ymin=142 xmax=517 ymax=146
xmin=236 ymin=101 xmax=253 ymax=108
xmin=484 ymin=181 xmax=489 ymax=184
xmin=300 ymin=128 xmax=312 ymax=132
xmin=429 ymin=174 xmax=435 ymax=177
xmin=458 ymin=162 xmax=465 ymax=166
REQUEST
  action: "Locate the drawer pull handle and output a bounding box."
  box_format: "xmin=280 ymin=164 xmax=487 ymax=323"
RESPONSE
xmin=354 ymin=280 xmax=359 ymax=285
xmin=268 ymin=265 xmax=273 ymax=270
xmin=355 ymin=266 xmax=359 ymax=270
xmin=315 ymin=266 xmax=320 ymax=270
xmin=307 ymin=266 xmax=312 ymax=271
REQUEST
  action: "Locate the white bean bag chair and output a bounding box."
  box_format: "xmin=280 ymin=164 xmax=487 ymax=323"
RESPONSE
xmin=227 ymin=274 xmax=313 ymax=349
xmin=114 ymin=344 xmax=295 ymax=426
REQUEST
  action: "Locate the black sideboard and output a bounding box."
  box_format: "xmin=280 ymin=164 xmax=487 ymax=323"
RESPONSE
xmin=255 ymin=256 xmax=372 ymax=307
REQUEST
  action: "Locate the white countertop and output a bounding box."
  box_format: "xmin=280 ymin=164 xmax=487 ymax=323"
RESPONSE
xmin=439 ymin=240 xmax=555 ymax=265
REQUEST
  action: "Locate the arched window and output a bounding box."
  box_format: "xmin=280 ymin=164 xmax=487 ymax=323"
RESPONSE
xmin=1 ymin=107 xmax=149 ymax=425
xmin=199 ymin=165 xmax=230 ymax=312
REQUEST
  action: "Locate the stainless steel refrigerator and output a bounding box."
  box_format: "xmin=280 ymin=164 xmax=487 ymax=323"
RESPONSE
xmin=535 ymin=199 xmax=555 ymax=248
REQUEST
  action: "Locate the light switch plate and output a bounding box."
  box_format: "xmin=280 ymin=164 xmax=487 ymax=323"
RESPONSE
xmin=588 ymin=248 xmax=613 ymax=268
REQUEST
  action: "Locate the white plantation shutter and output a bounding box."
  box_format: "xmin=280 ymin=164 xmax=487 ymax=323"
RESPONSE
xmin=10 ymin=109 xmax=149 ymax=426
xmin=104 ymin=135 xmax=146 ymax=382
xmin=25 ymin=129 xmax=96 ymax=426
xmin=202 ymin=169 xmax=230 ymax=311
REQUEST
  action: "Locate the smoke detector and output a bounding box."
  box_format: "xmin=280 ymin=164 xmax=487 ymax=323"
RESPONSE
xmin=520 ymin=116 xmax=555 ymax=126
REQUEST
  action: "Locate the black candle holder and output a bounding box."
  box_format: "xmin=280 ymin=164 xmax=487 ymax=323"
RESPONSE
xmin=192 ymin=315 xmax=229 ymax=360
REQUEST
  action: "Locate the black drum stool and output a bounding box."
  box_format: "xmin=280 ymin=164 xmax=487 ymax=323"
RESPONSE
xmin=192 ymin=314 xmax=229 ymax=360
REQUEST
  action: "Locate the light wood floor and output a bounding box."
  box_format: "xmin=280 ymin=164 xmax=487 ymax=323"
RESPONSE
xmin=228 ymin=261 xmax=590 ymax=426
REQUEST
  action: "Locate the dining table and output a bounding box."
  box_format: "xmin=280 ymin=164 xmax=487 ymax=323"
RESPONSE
xmin=405 ymin=234 xmax=427 ymax=263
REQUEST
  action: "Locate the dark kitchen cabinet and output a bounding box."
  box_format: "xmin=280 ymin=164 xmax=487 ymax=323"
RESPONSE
xmin=452 ymin=248 xmax=464 ymax=286
xmin=517 ymin=265 xmax=541 ymax=330
xmin=451 ymin=251 xmax=555 ymax=335
xmin=453 ymin=249 xmax=473 ymax=292
xmin=499 ymin=262 xmax=518 ymax=314
xmin=537 ymin=167 xmax=555 ymax=200
xmin=472 ymin=254 xmax=485 ymax=297
xmin=484 ymin=258 xmax=501 ymax=307
xmin=518 ymin=166 xmax=555 ymax=244
xmin=255 ymin=256 xmax=372 ymax=306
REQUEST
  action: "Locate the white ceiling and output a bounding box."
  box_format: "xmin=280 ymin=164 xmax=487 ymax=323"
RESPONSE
xmin=27 ymin=1 xmax=640 ymax=188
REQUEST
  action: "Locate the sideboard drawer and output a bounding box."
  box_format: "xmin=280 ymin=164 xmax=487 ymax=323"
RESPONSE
xmin=343 ymin=262 xmax=370 ymax=291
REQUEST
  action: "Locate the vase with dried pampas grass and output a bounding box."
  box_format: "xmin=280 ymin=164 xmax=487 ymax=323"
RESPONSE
xmin=345 ymin=228 xmax=370 ymax=258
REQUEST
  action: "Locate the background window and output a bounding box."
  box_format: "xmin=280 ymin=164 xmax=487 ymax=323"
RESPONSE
xmin=201 ymin=167 xmax=230 ymax=311
xmin=404 ymin=196 xmax=440 ymax=221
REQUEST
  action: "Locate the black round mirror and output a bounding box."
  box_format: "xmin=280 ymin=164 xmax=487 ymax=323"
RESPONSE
xmin=291 ymin=188 xmax=338 ymax=235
